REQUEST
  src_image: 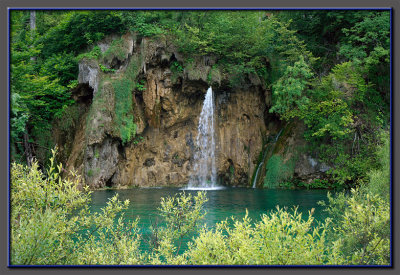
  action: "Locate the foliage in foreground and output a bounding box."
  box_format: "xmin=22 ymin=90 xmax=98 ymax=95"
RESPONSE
xmin=10 ymin=150 xmax=390 ymax=265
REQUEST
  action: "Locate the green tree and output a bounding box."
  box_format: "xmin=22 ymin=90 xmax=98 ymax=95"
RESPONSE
xmin=269 ymin=55 xmax=313 ymax=120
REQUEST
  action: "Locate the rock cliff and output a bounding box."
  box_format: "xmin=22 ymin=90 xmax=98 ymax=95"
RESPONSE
xmin=56 ymin=32 xmax=326 ymax=189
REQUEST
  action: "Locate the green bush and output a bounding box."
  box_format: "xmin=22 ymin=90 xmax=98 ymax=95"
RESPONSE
xmin=319 ymin=139 xmax=391 ymax=265
xmin=135 ymin=80 xmax=146 ymax=91
xmin=270 ymin=55 xmax=313 ymax=120
xmin=77 ymin=45 xmax=103 ymax=61
xmin=118 ymin=11 xmax=164 ymax=37
xmin=99 ymin=64 xmax=116 ymax=73
xmin=146 ymin=191 xmax=208 ymax=264
xmin=186 ymin=208 xmax=329 ymax=265
xmin=39 ymin=11 xmax=125 ymax=58
xmin=40 ymin=52 xmax=79 ymax=86
xmin=363 ymin=131 xmax=390 ymax=201
xmin=321 ymin=189 xmax=390 ymax=265
xmin=10 ymin=149 xmax=140 ymax=265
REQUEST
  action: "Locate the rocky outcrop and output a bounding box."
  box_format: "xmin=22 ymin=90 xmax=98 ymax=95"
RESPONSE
xmin=215 ymin=88 xmax=267 ymax=186
xmin=56 ymin=32 xmax=327 ymax=189
xmin=78 ymin=59 xmax=100 ymax=95
xmin=294 ymin=154 xmax=331 ymax=184
xmin=85 ymin=137 xmax=121 ymax=188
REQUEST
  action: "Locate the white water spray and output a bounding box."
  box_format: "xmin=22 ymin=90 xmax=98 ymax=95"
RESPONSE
xmin=186 ymin=87 xmax=221 ymax=190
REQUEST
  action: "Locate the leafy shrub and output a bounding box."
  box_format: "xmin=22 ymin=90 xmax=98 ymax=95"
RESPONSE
xmin=132 ymin=136 xmax=144 ymax=145
xmin=321 ymin=189 xmax=390 ymax=265
xmin=170 ymin=61 xmax=184 ymax=73
xmin=363 ymin=130 xmax=390 ymax=201
xmin=146 ymin=191 xmax=208 ymax=263
xmin=40 ymin=52 xmax=79 ymax=86
xmin=278 ymin=181 xmax=295 ymax=189
xmin=270 ymin=55 xmax=313 ymax=120
xmin=39 ymin=11 xmax=125 ymax=58
xmin=318 ymin=139 xmax=391 ymax=265
xmin=185 ymin=208 xmax=329 ymax=265
xmin=99 ymin=64 xmax=116 ymax=73
xmin=118 ymin=11 xmax=164 ymax=37
xmin=307 ymin=179 xmax=330 ymax=189
xmin=77 ymin=45 xmax=102 ymax=61
xmin=135 ymin=80 xmax=146 ymax=91
xmin=10 ymin=92 xmax=29 ymax=162
xmin=10 ymin=149 xmax=139 ymax=265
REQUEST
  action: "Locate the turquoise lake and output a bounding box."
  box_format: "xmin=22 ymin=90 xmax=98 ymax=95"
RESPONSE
xmin=89 ymin=187 xmax=330 ymax=244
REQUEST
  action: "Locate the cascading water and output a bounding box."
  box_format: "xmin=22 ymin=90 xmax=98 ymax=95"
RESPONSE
xmin=252 ymin=160 xmax=265 ymax=189
xmin=186 ymin=87 xmax=221 ymax=190
xmin=252 ymin=128 xmax=284 ymax=188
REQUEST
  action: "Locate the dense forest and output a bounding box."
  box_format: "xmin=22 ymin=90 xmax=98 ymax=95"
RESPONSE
xmin=10 ymin=10 xmax=390 ymax=265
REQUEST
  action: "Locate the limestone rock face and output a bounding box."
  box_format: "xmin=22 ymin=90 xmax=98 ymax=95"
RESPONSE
xmin=78 ymin=59 xmax=100 ymax=95
xmin=86 ymin=81 xmax=116 ymax=145
xmin=115 ymin=125 xmax=198 ymax=187
xmin=84 ymin=137 xmax=121 ymax=188
xmin=215 ymin=88 xmax=267 ymax=186
xmin=294 ymin=155 xmax=331 ymax=182
xmin=60 ymin=32 xmax=314 ymax=189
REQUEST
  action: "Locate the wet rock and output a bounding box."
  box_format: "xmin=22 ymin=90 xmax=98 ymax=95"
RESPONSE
xmin=185 ymin=133 xmax=195 ymax=152
xmin=172 ymin=156 xmax=184 ymax=167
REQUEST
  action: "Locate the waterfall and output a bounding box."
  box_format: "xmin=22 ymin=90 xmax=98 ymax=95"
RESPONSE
xmin=252 ymin=161 xmax=264 ymax=188
xmin=186 ymin=87 xmax=221 ymax=190
xmin=252 ymin=128 xmax=284 ymax=188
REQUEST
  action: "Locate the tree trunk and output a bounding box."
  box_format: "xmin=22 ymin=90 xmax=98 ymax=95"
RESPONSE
xmin=30 ymin=11 xmax=36 ymax=61
xmin=30 ymin=11 xmax=36 ymax=31
xmin=25 ymin=11 xmax=36 ymax=164
xmin=23 ymin=126 xmax=34 ymax=167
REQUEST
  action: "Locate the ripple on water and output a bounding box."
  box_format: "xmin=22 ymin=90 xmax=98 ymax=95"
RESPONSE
xmin=180 ymin=186 xmax=226 ymax=191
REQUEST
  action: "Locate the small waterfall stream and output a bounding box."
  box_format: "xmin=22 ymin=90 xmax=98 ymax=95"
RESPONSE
xmin=252 ymin=128 xmax=284 ymax=188
xmin=252 ymin=156 xmax=266 ymax=188
xmin=187 ymin=87 xmax=221 ymax=190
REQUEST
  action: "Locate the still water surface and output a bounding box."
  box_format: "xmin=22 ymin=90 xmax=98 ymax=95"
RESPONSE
xmin=90 ymin=187 xmax=330 ymax=232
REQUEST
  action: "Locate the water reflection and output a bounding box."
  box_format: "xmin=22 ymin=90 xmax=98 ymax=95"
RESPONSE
xmin=88 ymin=187 xmax=330 ymax=253
xmin=90 ymin=187 xmax=329 ymax=229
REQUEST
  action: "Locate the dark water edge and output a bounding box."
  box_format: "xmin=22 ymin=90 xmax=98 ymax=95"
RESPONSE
xmin=89 ymin=187 xmax=330 ymax=254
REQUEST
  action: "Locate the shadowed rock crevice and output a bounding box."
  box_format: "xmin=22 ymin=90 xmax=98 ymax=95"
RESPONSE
xmin=71 ymin=83 xmax=94 ymax=106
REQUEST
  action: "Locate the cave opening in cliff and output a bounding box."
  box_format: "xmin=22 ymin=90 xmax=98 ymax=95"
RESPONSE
xmin=105 ymin=174 xmax=114 ymax=188
xmin=71 ymin=83 xmax=94 ymax=106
